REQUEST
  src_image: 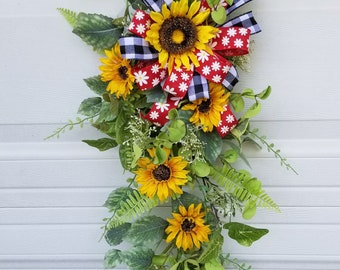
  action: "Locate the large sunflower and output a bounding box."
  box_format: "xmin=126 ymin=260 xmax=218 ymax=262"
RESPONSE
xmin=99 ymin=43 xmax=135 ymax=99
xmin=165 ymin=203 xmax=211 ymax=251
xmin=145 ymin=0 xmax=218 ymax=72
xmin=135 ymin=148 xmax=189 ymax=202
xmin=182 ymin=82 xmax=230 ymax=132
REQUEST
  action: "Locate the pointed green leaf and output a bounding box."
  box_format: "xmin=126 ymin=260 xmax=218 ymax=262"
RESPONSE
xmin=122 ymin=247 xmax=154 ymax=270
xmin=256 ymin=85 xmax=272 ymax=100
xmin=224 ymin=222 xmax=269 ymax=247
xmin=73 ymin=13 xmax=123 ymax=52
xmin=57 ymin=8 xmax=78 ymax=28
xmin=104 ymin=187 xmax=134 ymax=211
xmin=223 ymin=149 xmax=239 ymax=163
xmin=82 ymin=137 xmax=117 ymax=151
xmin=105 ymin=223 xmax=131 ymax=246
xmin=242 ymin=102 xmax=262 ymax=120
xmin=198 ymin=229 xmax=223 ymax=264
xmin=230 ymin=94 xmax=245 ymax=112
xmin=84 ymin=75 xmax=108 ymax=96
xmin=78 ymin=97 xmax=102 ymax=116
xmin=198 ymin=131 xmax=223 ymax=163
xmin=127 ymin=216 xmax=168 ymax=245
xmin=154 ymin=146 xmax=167 ymax=164
xmin=204 ymin=258 xmax=224 ymax=270
xmin=104 ymin=249 xmax=122 ymax=269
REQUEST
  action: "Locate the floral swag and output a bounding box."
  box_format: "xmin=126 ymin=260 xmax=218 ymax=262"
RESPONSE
xmin=52 ymin=0 xmax=296 ymax=269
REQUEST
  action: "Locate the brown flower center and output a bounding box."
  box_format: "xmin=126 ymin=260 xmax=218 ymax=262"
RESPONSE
xmin=152 ymin=164 xmax=171 ymax=181
xmin=159 ymin=16 xmax=197 ymax=55
xmin=118 ymin=66 xmax=128 ymax=80
xmin=198 ymin=99 xmax=211 ymax=113
xmin=181 ymin=218 xmax=195 ymax=232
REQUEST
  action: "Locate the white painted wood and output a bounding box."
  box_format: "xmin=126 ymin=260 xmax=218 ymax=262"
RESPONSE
xmin=1 ymin=0 xmax=340 ymax=269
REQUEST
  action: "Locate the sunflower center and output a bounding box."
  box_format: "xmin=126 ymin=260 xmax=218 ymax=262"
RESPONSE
xmin=118 ymin=66 xmax=128 ymax=80
xmin=159 ymin=16 xmax=197 ymax=55
xmin=153 ymin=164 xmax=171 ymax=181
xmin=181 ymin=218 xmax=195 ymax=232
xmin=198 ymin=99 xmax=211 ymax=113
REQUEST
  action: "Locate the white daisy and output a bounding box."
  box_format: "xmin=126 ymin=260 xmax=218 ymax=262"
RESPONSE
xmin=179 ymin=82 xmax=188 ymax=92
xmin=234 ymin=39 xmax=243 ymax=48
xmin=149 ymin=111 xmax=159 ymax=120
xmin=222 ymin=36 xmax=230 ymax=46
xmin=211 ymin=61 xmax=221 ymax=71
xmin=197 ymin=50 xmax=209 ymax=63
xmin=221 ymin=126 xmax=229 ymax=134
xmin=202 ymin=65 xmax=211 ymax=75
xmin=136 ymin=24 xmax=146 ymax=34
xmin=152 ymin=78 xmax=160 ymax=86
xmin=181 ymin=72 xmax=190 ymax=81
xmin=135 ymin=10 xmax=145 ymax=20
xmin=212 ymin=75 xmax=222 ymax=83
xmin=164 ymin=85 xmax=176 ymax=95
xmin=134 ymin=70 xmax=149 ymax=85
xmin=151 ymin=64 xmax=160 ymax=74
xmin=170 ymin=73 xmax=178 ymax=82
xmin=155 ymin=102 xmax=170 ymax=113
xmin=128 ymin=22 xmax=135 ymax=31
xmin=226 ymin=114 xmax=235 ymax=123
xmin=160 ymin=70 xmax=167 ymax=80
xmin=223 ymin=65 xmax=231 ymax=73
xmin=227 ymin=28 xmax=237 ymax=37
xmin=239 ymin=28 xmax=248 ymax=36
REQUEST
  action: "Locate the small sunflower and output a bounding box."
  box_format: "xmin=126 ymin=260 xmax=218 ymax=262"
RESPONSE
xmin=165 ymin=203 xmax=211 ymax=251
xmin=99 ymin=43 xmax=134 ymax=99
xmin=182 ymin=82 xmax=230 ymax=132
xmin=145 ymin=0 xmax=218 ymax=71
xmin=135 ymin=148 xmax=189 ymax=202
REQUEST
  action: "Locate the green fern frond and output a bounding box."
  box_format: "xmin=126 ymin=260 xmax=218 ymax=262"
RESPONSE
xmin=57 ymin=8 xmax=78 ymax=28
xmin=107 ymin=189 xmax=159 ymax=229
xmin=211 ymin=166 xmax=279 ymax=211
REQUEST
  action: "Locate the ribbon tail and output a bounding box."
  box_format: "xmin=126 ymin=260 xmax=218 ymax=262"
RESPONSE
xmin=132 ymin=61 xmax=167 ymax=91
xmin=223 ymin=11 xmax=261 ymax=35
xmin=119 ymin=37 xmax=159 ymax=60
xmin=222 ymin=66 xmax=239 ymax=91
xmin=226 ymin=0 xmax=253 ymax=14
xmin=142 ymin=0 xmax=172 ymax=12
xmin=216 ymin=104 xmax=238 ymax=138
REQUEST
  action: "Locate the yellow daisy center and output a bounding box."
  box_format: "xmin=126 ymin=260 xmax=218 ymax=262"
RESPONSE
xmin=152 ymin=164 xmax=171 ymax=181
xmin=159 ymin=16 xmax=197 ymax=55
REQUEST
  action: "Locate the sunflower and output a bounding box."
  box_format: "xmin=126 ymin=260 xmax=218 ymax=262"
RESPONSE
xmin=165 ymin=203 xmax=211 ymax=251
xmin=145 ymin=0 xmax=218 ymax=72
xmin=182 ymin=82 xmax=230 ymax=132
xmin=134 ymin=148 xmax=189 ymax=202
xmin=99 ymin=43 xmax=134 ymax=99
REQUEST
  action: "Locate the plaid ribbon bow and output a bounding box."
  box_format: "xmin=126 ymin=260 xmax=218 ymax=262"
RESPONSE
xmin=120 ymin=0 xmax=260 ymax=136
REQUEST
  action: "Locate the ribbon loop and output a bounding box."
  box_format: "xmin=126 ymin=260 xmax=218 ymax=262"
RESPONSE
xmin=128 ymin=10 xmax=152 ymax=38
xmin=222 ymin=66 xmax=239 ymax=91
xmin=223 ymin=11 xmax=261 ymax=35
xmin=187 ymin=73 xmax=209 ymax=101
xmin=141 ymin=0 xmax=172 ymax=12
xmin=119 ymin=37 xmax=159 ymax=60
xmin=132 ymin=61 xmax=167 ymax=91
xmin=212 ymin=27 xmax=250 ymax=56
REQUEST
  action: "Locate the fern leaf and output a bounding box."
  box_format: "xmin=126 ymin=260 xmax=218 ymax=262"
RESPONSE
xmin=57 ymin=8 xmax=78 ymax=28
xmin=107 ymin=189 xmax=159 ymax=229
xmin=211 ymin=166 xmax=279 ymax=211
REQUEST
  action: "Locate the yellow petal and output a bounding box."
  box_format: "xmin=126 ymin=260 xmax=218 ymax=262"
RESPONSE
xmin=191 ymin=9 xmax=210 ymax=25
xmin=187 ymin=0 xmax=201 ymax=19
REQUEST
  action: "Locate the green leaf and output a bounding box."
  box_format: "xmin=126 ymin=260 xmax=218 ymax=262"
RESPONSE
xmin=57 ymin=8 xmax=78 ymax=28
xmin=242 ymin=199 xmax=257 ymax=220
xmin=211 ymin=7 xmax=227 ymax=24
xmin=145 ymin=85 xmax=167 ymax=104
xmin=104 ymin=187 xmax=134 ymax=211
xmin=96 ymin=101 xmax=117 ymax=123
xmin=198 ymin=131 xmax=223 ymax=163
xmin=127 ymin=215 xmax=168 ymax=245
xmin=73 ymin=13 xmax=123 ymax=52
xmin=131 ymin=144 xmax=143 ymax=168
xmin=230 ymin=94 xmax=245 ymax=113
xmin=206 ymin=0 xmax=220 ymax=7
xmin=223 ymin=149 xmax=239 ymax=163
xmin=84 ymin=75 xmax=108 ymax=96
xmin=204 ymin=258 xmax=224 ymax=270
xmin=198 ymin=229 xmax=223 ymax=264
xmin=154 ymin=146 xmax=167 ymax=164
xmin=256 ymin=85 xmax=272 ymax=100
xmin=104 ymin=249 xmax=122 ymax=269
xmin=82 ymin=137 xmax=117 ymax=151
xmin=168 ymin=119 xmax=186 ymax=142
xmin=226 ymin=0 xmax=234 ymax=5
xmin=168 ymin=109 xmax=179 ymax=121
xmin=241 ymin=88 xmax=255 ymax=99
xmin=122 ymin=247 xmax=154 ymax=270
xmin=184 ymin=259 xmax=200 ymax=270
xmin=78 ymin=97 xmax=102 ymax=116
xmin=191 ymin=160 xmax=210 ymax=177
xmin=105 ymin=223 xmax=131 ymax=246
xmin=224 ymin=222 xmax=269 ymax=247
xmin=242 ymin=102 xmax=262 ymax=120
